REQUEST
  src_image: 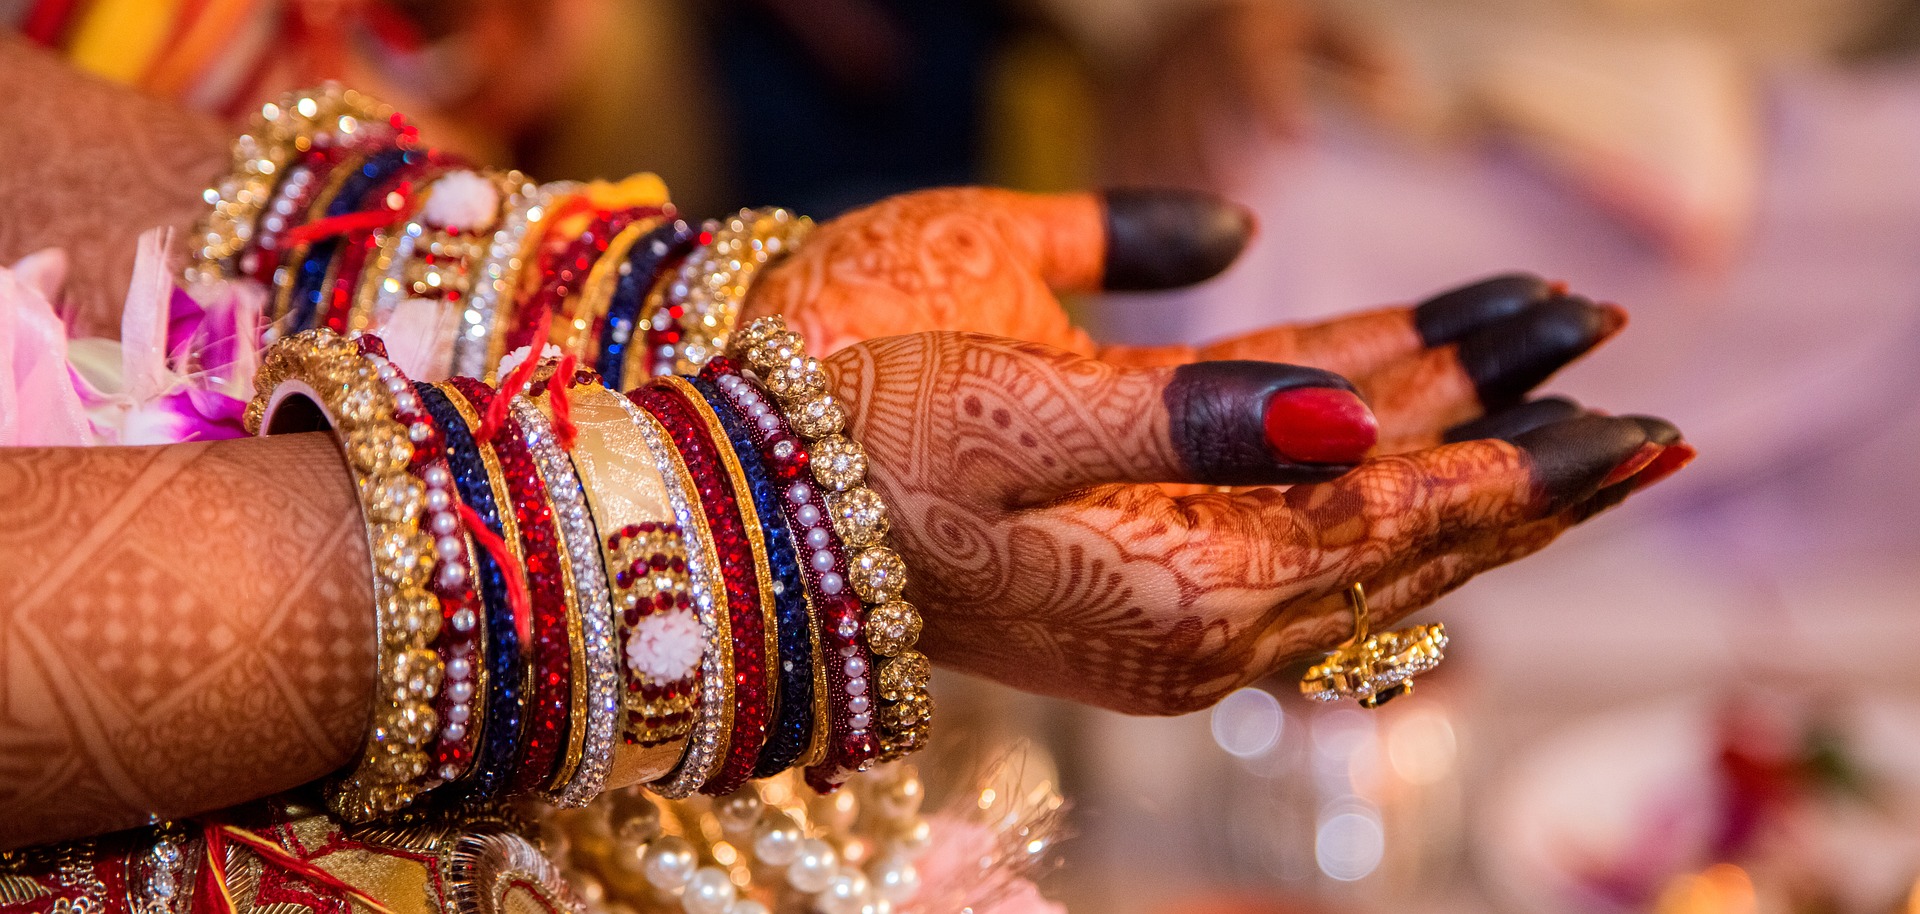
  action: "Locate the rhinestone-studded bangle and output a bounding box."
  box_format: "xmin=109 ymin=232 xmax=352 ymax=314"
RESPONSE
xmin=729 ymin=316 xmax=932 ymax=767
xmin=454 ymin=175 xmax=541 ymax=379
xmin=691 ymin=369 xmax=819 ymax=779
xmin=248 ymin=329 xmax=444 ymax=820
xmin=598 ymin=220 xmax=696 ymax=389
xmin=557 ymin=213 xmax=670 ymax=361
xmin=444 ymin=377 xmax=575 ymax=795
xmin=510 ymin=394 xmax=622 ymax=806
xmin=188 ymin=84 xmax=406 ymax=284
xmin=616 ymin=393 xmax=733 ymax=799
xmin=632 ymin=380 xmax=778 ymax=797
xmin=425 ymin=381 xmax=529 ymax=799
xmin=641 ymin=208 xmax=812 ymax=378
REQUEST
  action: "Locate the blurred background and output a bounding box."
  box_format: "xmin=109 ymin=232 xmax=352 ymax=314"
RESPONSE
xmin=11 ymin=0 xmax=1920 ymax=910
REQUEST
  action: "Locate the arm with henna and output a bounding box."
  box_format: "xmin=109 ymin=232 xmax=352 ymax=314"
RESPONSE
xmin=0 ymin=37 xmax=228 ymax=338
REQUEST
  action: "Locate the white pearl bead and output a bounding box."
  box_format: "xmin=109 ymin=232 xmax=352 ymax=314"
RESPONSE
xmin=812 ymin=550 xmax=836 ymax=573
xmin=870 ymin=855 xmax=920 ymax=904
xmin=431 ymin=512 xmax=458 ymax=535
xmin=847 ymin=677 xmax=867 ymax=697
xmin=844 ymin=656 xmax=867 ymax=678
xmin=409 ymin=422 xmax=432 ymax=443
xmin=786 ymin=839 xmax=837 ymax=894
xmin=816 ymin=869 xmax=871 ymax=914
xmin=424 ymin=466 xmax=452 ymax=488
xmin=384 ymin=376 xmax=410 ymax=395
xmin=751 ymin=814 xmax=803 ymax=866
xmin=849 ymin=695 xmax=869 ymax=714
xmin=757 ymin=414 xmax=780 ymax=432
xmin=641 ymin=836 xmax=697 ymax=890
xmin=850 ymin=713 xmax=871 ymax=729
xmin=377 ymin=363 xmax=400 ymax=381
xmin=438 ymin=564 xmax=468 ymax=588
xmin=449 ymin=702 xmax=470 ymax=722
xmin=426 ymin=488 xmax=452 ymax=512
xmin=807 ymin=528 xmax=831 ymax=549
xmin=714 ymin=793 xmax=763 ymax=835
xmin=437 ymin=536 xmax=463 ymax=561
xmin=894 ymin=818 xmax=933 ymax=859
xmin=820 ymin=573 xmax=844 ymax=595
xmin=447 ymin=657 xmax=471 ymax=680
xmin=788 ymin=482 xmax=812 ymax=504
xmin=748 ymin=401 xmax=769 ymax=418
xmin=681 ymin=867 xmax=735 ymax=914
xmin=395 ymin=391 xmax=421 ymax=413
xmin=796 ymin=505 xmax=822 ymax=526
xmin=448 ymin=680 xmax=473 ymax=702
xmin=443 ymin=722 xmax=465 ymax=741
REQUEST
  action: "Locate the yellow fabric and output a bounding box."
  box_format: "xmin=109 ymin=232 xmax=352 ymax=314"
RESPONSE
xmin=67 ymin=0 xmax=185 ymax=84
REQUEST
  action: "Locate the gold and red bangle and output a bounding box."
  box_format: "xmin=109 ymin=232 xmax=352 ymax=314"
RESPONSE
xmin=444 ymin=376 xmax=576 ymax=795
xmin=556 ymin=214 xmax=668 ymax=365
xmin=628 ymin=381 xmax=774 ymax=795
xmin=319 ymin=154 xmax=449 ymax=333
xmin=659 ymin=376 xmax=783 ymax=796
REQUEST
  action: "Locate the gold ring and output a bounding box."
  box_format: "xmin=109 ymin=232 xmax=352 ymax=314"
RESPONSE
xmin=1300 ymin=583 xmax=1447 ymax=708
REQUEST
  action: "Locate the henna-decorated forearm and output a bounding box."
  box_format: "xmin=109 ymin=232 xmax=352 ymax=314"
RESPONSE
xmin=0 ymin=37 xmax=228 ymax=338
xmin=0 ymin=432 xmax=373 ymax=850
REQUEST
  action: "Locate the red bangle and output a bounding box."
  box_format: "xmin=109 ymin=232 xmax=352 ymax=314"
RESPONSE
xmin=629 ymin=382 xmax=774 ymax=794
xmin=319 ymin=159 xmax=446 ymax=333
xmin=502 ymin=206 xmax=663 ymax=361
xmin=444 ymin=376 xmax=573 ymax=795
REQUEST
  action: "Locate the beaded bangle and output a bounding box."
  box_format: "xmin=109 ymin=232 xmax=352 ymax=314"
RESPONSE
xmin=482 ymin=183 xmax=588 ymax=379
xmin=730 ymin=316 xmax=932 ymax=769
xmin=551 ymin=382 xmax=699 ymax=784
xmin=187 ymin=84 xmax=404 ymax=284
xmin=247 ymin=329 xmax=444 ymax=820
xmin=506 ymin=207 xmax=663 ymax=364
xmin=324 ymin=156 xmax=450 ymax=334
xmin=444 ymin=377 xmax=574 ymax=795
xmin=454 ymin=175 xmax=543 ymax=379
xmin=642 ymin=208 xmax=811 ymax=378
xmin=244 ymin=149 xmax=327 ymax=281
xmin=615 ymin=393 xmax=733 ymax=799
xmin=275 ymin=146 xmax=419 ymax=336
xmin=642 ymin=379 xmax=781 ymax=797
xmin=398 ymin=381 xmax=488 ymax=786
xmin=707 ymin=356 xmax=872 ymax=782
xmin=424 ymin=381 xmax=528 ymax=798
xmin=509 ymin=393 xmax=622 ymax=806
xmin=597 ymin=220 xmax=696 ymax=389
xmin=691 ymin=372 xmax=819 ymax=780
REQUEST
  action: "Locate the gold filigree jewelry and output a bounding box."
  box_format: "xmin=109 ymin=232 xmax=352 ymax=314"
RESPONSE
xmin=250 ymin=329 xmax=445 ymax=819
xmin=1300 ymin=583 xmax=1447 ymax=709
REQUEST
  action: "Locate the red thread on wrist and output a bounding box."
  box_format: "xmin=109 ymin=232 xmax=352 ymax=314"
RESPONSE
xmin=459 ymin=501 xmax=530 ymax=645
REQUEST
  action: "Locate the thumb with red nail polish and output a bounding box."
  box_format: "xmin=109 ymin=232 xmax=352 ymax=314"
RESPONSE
xmin=1166 ymin=360 xmax=1377 ymax=486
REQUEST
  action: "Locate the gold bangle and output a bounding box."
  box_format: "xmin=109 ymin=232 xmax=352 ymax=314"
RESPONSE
xmin=729 ymin=316 xmax=932 ymax=762
xmin=483 ymin=183 xmax=584 ymax=382
xmin=546 ymin=383 xmax=700 ymax=786
xmin=248 ymin=329 xmax=444 ymax=820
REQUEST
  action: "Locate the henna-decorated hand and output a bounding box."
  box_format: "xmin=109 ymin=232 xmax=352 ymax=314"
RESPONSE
xmin=750 ymin=188 xmax=1629 ymax=460
xmin=827 ymin=331 xmax=1693 ymax=715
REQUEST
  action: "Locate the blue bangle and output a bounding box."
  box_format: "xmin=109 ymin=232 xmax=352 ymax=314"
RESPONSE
xmin=416 ymin=380 xmax=525 ymax=800
xmin=687 ymin=375 xmax=817 ymax=779
xmin=597 ymin=219 xmax=697 ymax=389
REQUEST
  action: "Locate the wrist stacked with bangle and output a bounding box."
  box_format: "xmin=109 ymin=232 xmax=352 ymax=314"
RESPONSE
xmin=227 ymin=89 xmax=932 ymax=823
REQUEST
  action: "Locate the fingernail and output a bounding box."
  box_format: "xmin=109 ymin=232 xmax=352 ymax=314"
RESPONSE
xmin=1632 ymin=441 xmax=1696 ymax=489
xmin=1512 ymin=415 xmax=1652 ymax=513
xmin=1414 ymin=273 xmax=1551 ymax=346
xmin=1601 ymin=442 xmax=1665 ymax=487
xmin=1458 ymin=294 xmax=1622 ymax=407
xmin=1102 ymin=188 xmax=1255 ymax=291
xmin=1264 ymin=387 xmax=1378 ymax=465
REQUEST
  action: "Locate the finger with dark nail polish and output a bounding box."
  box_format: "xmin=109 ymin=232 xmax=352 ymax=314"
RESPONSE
xmin=1413 ymin=273 xmax=1552 ymax=345
xmin=1444 ymin=396 xmax=1585 ymax=443
xmin=1510 ymin=414 xmax=1654 ymax=513
xmin=1456 ymin=295 xmax=1627 ymax=408
xmin=1102 ymin=188 xmax=1255 ymax=291
xmin=1623 ymin=414 xmax=1682 ymax=448
xmin=1166 ymin=360 xmax=1375 ymax=485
